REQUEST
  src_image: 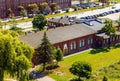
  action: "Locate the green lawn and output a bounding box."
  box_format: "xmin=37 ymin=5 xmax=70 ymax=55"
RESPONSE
xmin=50 ymin=48 xmax=120 ymax=81
xmin=89 ymin=61 xmax=120 ymax=81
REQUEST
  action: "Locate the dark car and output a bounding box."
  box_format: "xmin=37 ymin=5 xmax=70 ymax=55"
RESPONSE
xmin=42 ymin=12 xmax=48 ymax=15
xmin=28 ymin=14 xmax=34 ymax=18
xmin=62 ymin=8 xmax=66 ymax=11
xmin=95 ymin=18 xmax=104 ymax=24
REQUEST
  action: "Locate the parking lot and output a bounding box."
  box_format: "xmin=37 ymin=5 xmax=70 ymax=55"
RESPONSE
xmin=2 ymin=4 xmax=120 ymax=31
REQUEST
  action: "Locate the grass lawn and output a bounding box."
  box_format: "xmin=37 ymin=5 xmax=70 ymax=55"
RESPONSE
xmin=49 ymin=48 xmax=120 ymax=81
xmin=89 ymin=61 xmax=120 ymax=81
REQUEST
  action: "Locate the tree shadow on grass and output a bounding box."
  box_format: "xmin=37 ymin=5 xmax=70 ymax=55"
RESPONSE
xmin=112 ymin=43 xmax=120 ymax=49
xmin=69 ymin=78 xmax=83 ymax=81
xmin=90 ymin=47 xmax=110 ymax=54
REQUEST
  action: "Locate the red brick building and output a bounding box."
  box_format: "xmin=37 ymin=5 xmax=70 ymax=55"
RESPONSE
xmin=0 ymin=0 xmax=71 ymax=18
xmin=20 ymin=17 xmax=120 ymax=65
xmin=20 ymin=17 xmax=120 ymax=55
xmin=20 ymin=24 xmax=95 ymax=55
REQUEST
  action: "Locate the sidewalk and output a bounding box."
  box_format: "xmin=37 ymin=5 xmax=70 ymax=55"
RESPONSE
xmin=37 ymin=76 xmax=55 ymax=81
xmin=64 ymin=48 xmax=92 ymax=58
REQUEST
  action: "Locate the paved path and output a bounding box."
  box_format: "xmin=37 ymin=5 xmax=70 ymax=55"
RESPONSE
xmin=64 ymin=48 xmax=92 ymax=58
xmin=37 ymin=76 xmax=55 ymax=81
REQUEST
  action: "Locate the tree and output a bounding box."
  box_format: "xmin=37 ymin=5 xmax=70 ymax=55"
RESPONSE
xmin=28 ymin=3 xmax=39 ymax=14
xmin=102 ymin=20 xmax=116 ymax=47
xmin=44 ymin=6 xmax=52 ymax=14
xmin=69 ymin=61 xmax=92 ymax=81
xmin=35 ymin=32 xmax=55 ymax=72
xmin=0 ymin=19 xmax=3 ymax=29
xmin=6 ymin=8 xmax=14 ymax=18
xmin=18 ymin=6 xmax=27 ymax=18
xmin=74 ymin=6 xmax=78 ymax=11
xmin=0 ymin=30 xmax=34 ymax=81
xmin=55 ymin=48 xmax=63 ymax=65
xmin=102 ymin=20 xmax=116 ymax=36
xmin=50 ymin=3 xmax=58 ymax=12
xmin=116 ymin=16 xmax=120 ymax=31
xmin=39 ymin=2 xmax=49 ymax=12
xmin=32 ymin=14 xmax=48 ymax=30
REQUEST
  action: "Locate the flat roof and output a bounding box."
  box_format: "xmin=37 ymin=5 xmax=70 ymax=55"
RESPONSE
xmin=81 ymin=21 xmax=105 ymax=31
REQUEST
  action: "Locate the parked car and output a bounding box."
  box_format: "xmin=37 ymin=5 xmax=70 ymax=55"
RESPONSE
xmin=62 ymin=8 xmax=66 ymax=11
xmin=95 ymin=18 xmax=104 ymax=24
xmin=28 ymin=14 xmax=34 ymax=18
xmin=42 ymin=12 xmax=48 ymax=15
xmin=54 ymin=10 xmax=61 ymax=14
xmin=112 ymin=6 xmax=116 ymax=9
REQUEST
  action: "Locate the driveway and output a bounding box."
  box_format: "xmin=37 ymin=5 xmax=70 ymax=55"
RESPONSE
xmin=30 ymin=69 xmax=55 ymax=81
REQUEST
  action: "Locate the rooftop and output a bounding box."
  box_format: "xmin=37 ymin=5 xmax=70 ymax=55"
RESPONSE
xmin=20 ymin=24 xmax=95 ymax=49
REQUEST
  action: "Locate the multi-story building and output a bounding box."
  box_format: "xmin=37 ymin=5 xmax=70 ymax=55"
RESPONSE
xmin=0 ymin=0 xmax=71 ymax=18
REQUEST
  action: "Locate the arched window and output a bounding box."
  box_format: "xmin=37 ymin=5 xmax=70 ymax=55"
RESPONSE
xmin=70 ymin=43 xmax=73 ymax=50
xmin=73 ymin=41 xmax=76 ymax=49
xmin=80 ymin=40 xmax=85 ymax=47
xmin=64 ymin=44 xmax=68 ymax=49
xmin=88 ymin=38 xmax=93 ymax=45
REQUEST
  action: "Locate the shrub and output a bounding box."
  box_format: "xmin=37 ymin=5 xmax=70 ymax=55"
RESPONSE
xmin=73 ymin=6 xmax=78 ymax=11
xmin=35 ymin=65 xmax=43 ymax=72
xmin=46 ymin=60 xmax=58 ymax=70
xmin=66 ymin=8 xmax=69 ymax=13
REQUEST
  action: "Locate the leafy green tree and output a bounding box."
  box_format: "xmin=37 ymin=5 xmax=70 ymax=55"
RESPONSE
xmin=102 ymin=20 xmax=116 ymax=46
xmin=18 ymin=6 xmax=27 ymax=18
xmin=39 ymin=2 xmax=48 ymax=12
xmin=6 ymin=8 xmax=14 ymax=18
xmin=0 ymin=30 xmax=34 ymax=81
xmin=102 ymin=20 xmax=116 ymax=36
xmin=18 ymin=5 xmax=25 ymax=11
xmin=28 ymin=3 xmax=39 ymax=14
xmin=74 ymin=6 xmax=78 ymax=11
xmin=32 ymin=14 xmax=48 ymax=30
xmin=50 ymin=3 xmax=58 ymax=12
xmin=116 ymin=16 xmax=120 ymax=31
xmin=69 ymin=61 xmax=92 ymax=81
xmin=55 ymin=48 xmax=63 ymax=65
xmin=0 ymin=19 xmax=3 ymax=29
xmin=35 ymin=32 xmax=55 ymax=72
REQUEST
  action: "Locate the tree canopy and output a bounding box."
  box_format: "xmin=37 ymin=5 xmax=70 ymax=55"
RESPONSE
xmin=32 ymin=14 xmax=48 ymax=30
xmin=39 ymin=2 xmax=49 ymax=12
xmin=28 ymin=3 xmax=39 ymax=14
xmin=50 ymin=3 xmax=58 ymax=12
xmin=69 ymin=61 xmax=92 ymax=81
xmin=0 ymin=30 xmax=34 ymax=81
xmin=35 ymin=32 xmax=55 ymax=71
xmin=102 ymin=20 xmax=116 ymax=36
xmin=55 ymin=48 xmax=63 ymax=64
